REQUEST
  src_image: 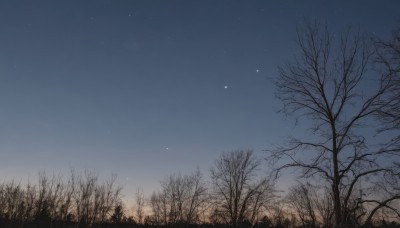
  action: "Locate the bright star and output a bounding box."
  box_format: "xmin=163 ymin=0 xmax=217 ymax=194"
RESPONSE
xmin=256 ymin=69 xmax=260 ymax=73
xmin=224 ymin=85 xmax=228 ymax=89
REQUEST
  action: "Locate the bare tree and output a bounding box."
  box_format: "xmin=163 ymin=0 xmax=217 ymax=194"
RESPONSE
xmin=0 ymin=170 xmax=123 ymax=227
xmin=72 ymin=170 xmax=96 ymax=226
xmin=210 ymin=149 xmax=275 ymax=227
xmin=149 ymin=169 xmax=208 ymax=226
xmin=269 ymin=21 xmax=400 ymax=227
xmin=135 ymin=187 xmax=145 ymax=224
xmin=286 ymin=182 xmax=317 ymax=227
xmin=35 ymin=172 xmax=67 ymax=226
xmin=149 ymin=192 xmax=163 ymax=225
xmin=269 ymin=201 xmax=294 ymax=228
xmin=182 ymin=168 xmax=208 ymax=224
xmin=314 ymin=188 xmax=334 ymax=228
xmin=0 ymin=175 xmax=73 ymax=227
xmin=71 ymin=170 xmax=121 ymax=227
xmin=23 ymin=182 xmax=37 ymax=223
xmin=0 ymin=180 xmax=27 ymax=222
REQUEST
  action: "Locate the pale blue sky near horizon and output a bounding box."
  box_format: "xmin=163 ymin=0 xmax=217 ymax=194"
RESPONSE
xmin=0 ymin=0 xmax=399 ymax=204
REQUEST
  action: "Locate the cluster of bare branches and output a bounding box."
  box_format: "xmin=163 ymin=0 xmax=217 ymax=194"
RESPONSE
xmin=134 ymin=187 xmax=145 ymax=225
xmin=1 ymin=149 xmax=398 ymax=228
xmin=209 ymin=150 xmax=276 ymax=227
xmin=0 ymin=150 xmax=279 ymax=228
xmin=285 ymin=182 xmax=334 ymax=228
xmin=147 ymin=168 xmax=208 ymax=226
xmin=145 ymin=150 xmax=276 ymax=228
xmin=286 ymin=182 xmax=318 ymax=227
xmin=269 ymin=20 xmax=400 ymax=228
xmin=71 ymin=171 xmax=122 ymax=226
xmin=0 ymin=171 xmax=122 ymax=227
xmin=375 ymin=28 xmax=400 ymax=134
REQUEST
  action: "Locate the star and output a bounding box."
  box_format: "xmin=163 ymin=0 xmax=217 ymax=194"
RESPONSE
xmin=224 ymin=85 xmax=228 ymax=89
xmin=256 ymin=69 xmax=260 ymax=73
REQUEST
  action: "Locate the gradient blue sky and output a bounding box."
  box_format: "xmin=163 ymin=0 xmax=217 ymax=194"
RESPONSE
xmin=0 ymin=0 xmax=399 ymax=203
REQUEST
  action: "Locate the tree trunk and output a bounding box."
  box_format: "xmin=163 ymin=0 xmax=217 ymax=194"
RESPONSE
xmin=333 ymin=151 xmax=342 ymax=228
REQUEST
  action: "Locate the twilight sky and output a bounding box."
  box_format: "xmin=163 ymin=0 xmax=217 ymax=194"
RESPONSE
xmin=0 ymin=0 xmax=399 ymax=202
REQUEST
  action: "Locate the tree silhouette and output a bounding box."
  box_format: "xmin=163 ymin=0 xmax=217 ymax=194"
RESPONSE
xmin=34 ymin=199 xmax=51 ymax=228
xmin=286 ymin=183 xmax=317 ymax=228
xmin=135 ymin=187 xmax=145 ymax=225
xmin=110 ymin=204 xmax=124 ymax=224
xmin=210 ymin=149 xmax=275 ymax=227
xmin=270 ymin=21 xmax=400 ymax=227
xmin=149 ymin=168 xmax=208 ymax=226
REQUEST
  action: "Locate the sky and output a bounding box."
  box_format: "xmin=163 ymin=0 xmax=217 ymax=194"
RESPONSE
xmin=0 ymin=0 xmax=399 ymax=204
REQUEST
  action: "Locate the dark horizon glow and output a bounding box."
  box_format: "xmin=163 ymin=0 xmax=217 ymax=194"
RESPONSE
xmin=0 ymin=0 xmax=399 ymax=204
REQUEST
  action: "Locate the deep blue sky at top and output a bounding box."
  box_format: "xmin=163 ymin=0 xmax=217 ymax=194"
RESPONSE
xmin=0 ymin=0 xmax=399 ymax=197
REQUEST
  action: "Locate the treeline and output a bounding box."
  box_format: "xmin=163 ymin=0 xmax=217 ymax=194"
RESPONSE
xmin=0 ymin=171 xmax=122 ymax=228
xmin=0 ymin=150 xmax=278 ymax=228
xmin=1 ymin=150 xmax=399 ymax=228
